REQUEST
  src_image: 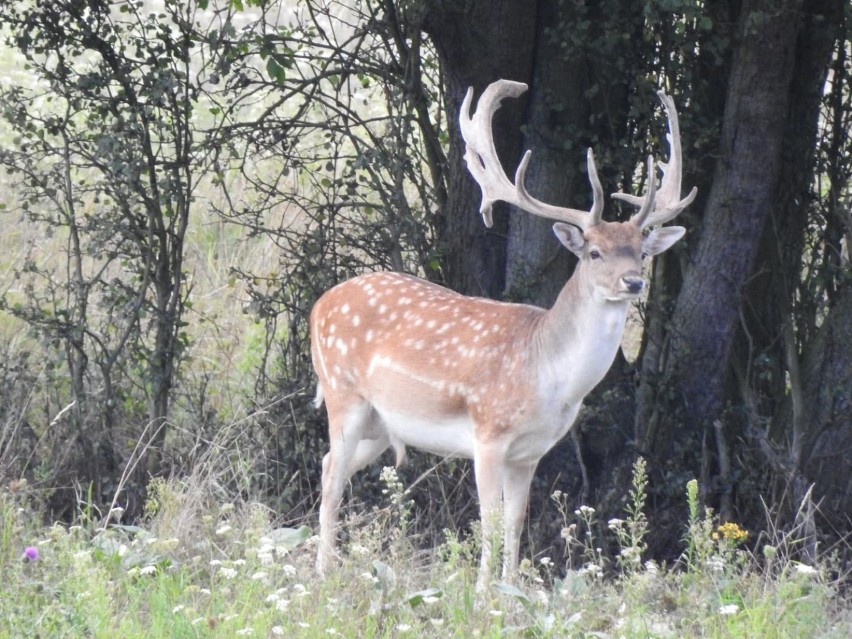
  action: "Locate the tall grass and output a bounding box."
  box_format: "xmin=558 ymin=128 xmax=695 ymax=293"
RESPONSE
xmin=2 ymin=456 xmax=849 ymax=638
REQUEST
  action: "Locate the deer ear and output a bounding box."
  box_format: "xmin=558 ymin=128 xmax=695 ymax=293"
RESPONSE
xmin=643 ymin=226 xmax=685 ymax=257
xmin=553 ymin=223 xmax=586 ymax=257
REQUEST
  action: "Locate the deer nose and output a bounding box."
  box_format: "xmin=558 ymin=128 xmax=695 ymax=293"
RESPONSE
xmin=622 ymin=273 xmax=645 ymax=294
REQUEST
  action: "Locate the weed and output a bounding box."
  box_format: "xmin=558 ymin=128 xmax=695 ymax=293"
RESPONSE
xmin=1 ymin=458 xmax=851 ymax=638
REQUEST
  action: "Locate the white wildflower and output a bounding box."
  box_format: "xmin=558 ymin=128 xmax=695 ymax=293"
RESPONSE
xmin=718 ymin=604 xmax=739 ymax=616
xmin=172 ymin=604 xmax=185 ymax=613
xmin=538 ymin=556 xmax=553 ymax=567
xmin=794 ymin=563 xmax=818 ymax=576
xmin=215 ymin=524 xmax=233 ymax=536
xmin=560 ymin=525 xmax=576 ymax=541
xmin=250 ymin=571 xmax=268 ymax=581
xmin=219 ymin=567 xmax=238 ymax=580
xmin=282 ymin=563 xmax=297 ymax=577
xmin=274 ymin=545 xmax=290 ymax=558
xmin=275 ymin=598 xmax=291 ymax=612
xmin=271 ymin=627 xmax=284 ymax=636
xmin=705 ymin=556 xmax=726 ymax=574
xmin=578 ymin=562 xmax=603 ymax=579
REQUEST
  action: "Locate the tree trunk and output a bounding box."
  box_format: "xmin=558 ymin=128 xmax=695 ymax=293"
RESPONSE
xmin=796 ymin=280 xmax=852 ymax=522
xmin=639 ymin=0 xmax=805 ymax=465
xmin=504 ymin=0 xmax=645 ymax=306
xmin=422 ymin=0 xmax=537 ymax=297
xmin=735 ymin=0 xmax=842 ymax=430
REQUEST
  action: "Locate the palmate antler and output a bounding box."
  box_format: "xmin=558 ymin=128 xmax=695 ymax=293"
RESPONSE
xmin=460 ymin=80 xmax=696 ymax=231
xmin=459 ymin=80 xmax=602 ymax=230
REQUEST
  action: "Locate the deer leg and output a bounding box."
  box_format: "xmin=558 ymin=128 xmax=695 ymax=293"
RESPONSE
xmin=501 ymin=461 xmax=537 ymax=579
xmin=346 ymin=430 xmax=390 ymax=476
xmin=317 ymin=398 xmax=373 ymax=575
xmin=473 ymin=443 xmax=505 ymax=591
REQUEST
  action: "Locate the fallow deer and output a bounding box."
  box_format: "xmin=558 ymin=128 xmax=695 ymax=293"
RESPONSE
xmin=311 ymin=79 xmax=696 ymax=588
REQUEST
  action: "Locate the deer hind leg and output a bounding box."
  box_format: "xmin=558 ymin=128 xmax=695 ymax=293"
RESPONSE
xmin=317 ymin=397 xmax=388 ymax=575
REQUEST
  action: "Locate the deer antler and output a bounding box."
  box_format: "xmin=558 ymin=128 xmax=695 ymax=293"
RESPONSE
xmin=460 ymin=80 xmax=603 ymax=230
xmin=614 ymin=90 xmax=698 ymax=228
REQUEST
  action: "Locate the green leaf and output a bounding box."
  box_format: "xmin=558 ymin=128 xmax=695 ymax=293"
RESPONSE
xmin=266 ymin=57 xmax=286 ymax=84
xmin=404 ymin=588 xmax=442 ymax=608
xmin=265 ymin=525 xmax=311 ymax=550
xmin=493 ymin=581 xmax=531 ymax=604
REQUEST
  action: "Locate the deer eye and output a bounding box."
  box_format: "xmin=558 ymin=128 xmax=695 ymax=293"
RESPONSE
xmin=589 ymin=249 xmax=602 ymax=260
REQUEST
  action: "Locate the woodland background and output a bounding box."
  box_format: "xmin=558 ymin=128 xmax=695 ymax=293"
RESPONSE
xmin=0 ymin=0 xmax=850 ymax=566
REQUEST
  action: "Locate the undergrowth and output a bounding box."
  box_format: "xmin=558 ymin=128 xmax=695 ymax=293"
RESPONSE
xmin=1 ymin=458 xmax=849 ymax=638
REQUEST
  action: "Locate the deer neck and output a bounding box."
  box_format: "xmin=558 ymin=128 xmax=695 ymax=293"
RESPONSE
xmin=533 ymin=270 xmax=630 ymax=405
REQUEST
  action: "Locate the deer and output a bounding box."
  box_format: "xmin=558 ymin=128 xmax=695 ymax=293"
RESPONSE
xmin=310 ymin=79 xmax=696 ymax=589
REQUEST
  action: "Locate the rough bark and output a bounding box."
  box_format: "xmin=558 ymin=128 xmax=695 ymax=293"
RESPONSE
xmin=640 ymin=0 xmax=805 ymax=462
xmin=735 ymin=0 xmax=842 ymax=426
xmin=795 ymin=281 xmax=852 ymax=521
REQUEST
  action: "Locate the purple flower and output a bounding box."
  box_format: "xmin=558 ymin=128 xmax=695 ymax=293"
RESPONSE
xmin=23 ymin=546 xmax=39 ymax=561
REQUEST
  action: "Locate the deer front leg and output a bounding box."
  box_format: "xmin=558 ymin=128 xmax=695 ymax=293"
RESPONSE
xmin=474 ymin=443 xmax=505 ymax=591
xmin=502 ymin=461 xmax=537 ymax=579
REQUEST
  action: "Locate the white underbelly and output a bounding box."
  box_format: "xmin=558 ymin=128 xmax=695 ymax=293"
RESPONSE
xmin=374 ymin=405 xmax=477 ymax=459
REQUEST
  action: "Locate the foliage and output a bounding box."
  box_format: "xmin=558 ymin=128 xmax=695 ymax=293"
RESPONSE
xmin=1 ymin=469 xmax=850 ymax=638
xmin=0 ymin=0 xmax=252 ymax=506
xmin=0 ymin=0 xmax=850 ymax=582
